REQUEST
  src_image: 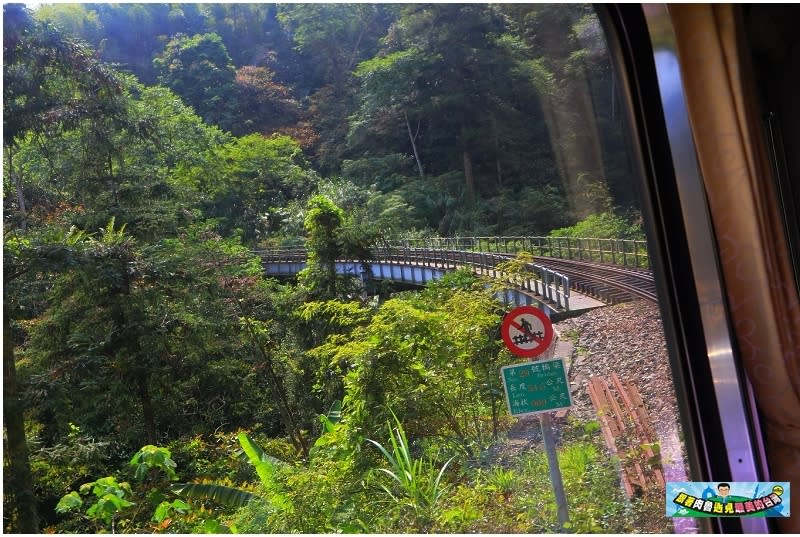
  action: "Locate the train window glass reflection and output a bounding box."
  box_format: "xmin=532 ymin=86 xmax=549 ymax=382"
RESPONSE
xmin=494 ymin=5 xmax=695 ymax=533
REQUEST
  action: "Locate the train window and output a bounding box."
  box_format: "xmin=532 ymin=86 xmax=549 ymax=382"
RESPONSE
xmin=486 ymin=5 xmax=703 ymax=533
xmin=607 ymin=4 xmax=799 ymax=534
xmin=500 ymin=3 xmax=794 ymax=534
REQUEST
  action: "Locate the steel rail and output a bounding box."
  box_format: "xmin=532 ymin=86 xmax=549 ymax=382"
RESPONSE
xmin=530 ymin=257 xmax=658 ymax=303
xmin=256 ymin=238 xmax=657 ymax=307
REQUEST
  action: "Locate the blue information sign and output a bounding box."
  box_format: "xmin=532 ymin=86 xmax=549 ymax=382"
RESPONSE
xmin=500 ymin=357 xmax=573 ymax=416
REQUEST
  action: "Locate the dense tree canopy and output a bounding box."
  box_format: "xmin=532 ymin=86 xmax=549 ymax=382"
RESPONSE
xmin=4 ymin=4 xmax=652 ymax=534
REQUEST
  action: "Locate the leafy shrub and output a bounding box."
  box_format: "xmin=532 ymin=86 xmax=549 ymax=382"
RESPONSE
xmin=549 ymin=211 xmax=644 ymax=240
xmin=366 ymin=412 xmax=453 ymax=530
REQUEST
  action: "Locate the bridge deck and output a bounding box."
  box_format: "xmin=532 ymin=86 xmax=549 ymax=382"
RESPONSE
xmin=560 ymin=289 xmax=605 ymax=312
xmin=262 ymin=257 xmax=605 ymax=317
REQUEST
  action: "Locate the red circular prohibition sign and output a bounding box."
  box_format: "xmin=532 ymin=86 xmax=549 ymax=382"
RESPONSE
xmin=501 ymin=305 xmax=554 ymax=358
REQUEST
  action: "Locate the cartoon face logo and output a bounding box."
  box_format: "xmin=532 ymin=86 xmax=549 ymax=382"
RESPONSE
xmin=772 ymin=485 xmax=784 ymax=496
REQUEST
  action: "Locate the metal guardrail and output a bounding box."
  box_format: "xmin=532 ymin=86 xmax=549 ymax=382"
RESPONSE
xmin=386 ymin=236 xmax=650 ymax=269
xmin=372 ymin=245 xmax=571 ymax=310
xmin=256 ymin=243 xmax=573 ymax=310
xmin=257 ymin=236 xmax=650 ymax=310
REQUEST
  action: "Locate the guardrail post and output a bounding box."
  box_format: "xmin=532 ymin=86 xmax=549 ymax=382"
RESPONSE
xmin=544 ymin=271 xmax=551 ymax=302
xmin=262 ymin=236 xmax=648 ymax=309
xmin=557 ymin=276 xmax=564 ymax=309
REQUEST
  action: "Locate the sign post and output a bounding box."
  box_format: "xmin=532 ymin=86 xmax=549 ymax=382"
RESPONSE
xmin=500 ymin=306 xmax=570 ymax=528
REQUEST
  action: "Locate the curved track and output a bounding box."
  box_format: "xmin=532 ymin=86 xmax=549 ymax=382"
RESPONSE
xmin=378 ymin=249 xmax=659 ymax=305
xmin=433 ymin=249 xmax=657 ymax=304
xmin=257 ymin=246 xmax=659 ymax=306
xmin=532 ymin=257 xmax=657 ymax=303
xmin=534 ymin=257 xmax=658 ymax=304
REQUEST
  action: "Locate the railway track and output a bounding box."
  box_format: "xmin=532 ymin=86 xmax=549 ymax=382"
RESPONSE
xmin=446 ymin=250 xmax=658 ymax=306
xmin=258 ymin=246 xmax=659 ymax=306
xmin=532 ymin=257 xmax=658 ymax=304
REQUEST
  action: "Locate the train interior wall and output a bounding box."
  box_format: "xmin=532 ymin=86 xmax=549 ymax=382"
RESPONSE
xmin=745 ymin=4 xmax=800 ymax=290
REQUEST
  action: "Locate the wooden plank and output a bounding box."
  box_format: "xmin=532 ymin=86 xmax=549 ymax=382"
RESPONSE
xmin=588 ymin=374 xmax=667 ymax=497
xmin=587 ymin=379 xmax=618 ymax=453
xmin=603 ymin=375 xmax=628 ymax=434
xmin=612 ymin=373 xmax=656 ymax=452
xmin=614 ymin=374 xmax=666 ymax=490
xmin=587 ymin=377 xmax=634 ymax=498
xmin=625 ymin=379 xmax=658 ymax=442
xmin=591 ymin=377 xmax=622 ymax=436
xmin=619 ymin=470 xmax=635 ymax=499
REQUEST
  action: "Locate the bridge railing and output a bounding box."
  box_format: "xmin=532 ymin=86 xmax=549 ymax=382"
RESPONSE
xmin=257 ymin=247 xmax=307 ymax=263
xmin=386 ymin=236 xmax=650 ymax=269
xmin=256 ymin=244 xmax=572 ymax=310
xmin=371 ymin=245 xmax=570 ymax=309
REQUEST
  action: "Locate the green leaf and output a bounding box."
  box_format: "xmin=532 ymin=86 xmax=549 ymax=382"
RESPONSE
xmin=170 ymin=483 xmax=257 ymax=509
xmin=203 ymin=518 xmax=231 ymax=534
xmin=153 ymin=501 xmax=171 ymax=523
xmin=153 ymin=499 xmax=191 ymax=522
xmin=130 ymin=445 xmax=178 ymax=481
xmin=55 ymin=491 xmax=83 ymax=513
xmin=327 ymin=399 xmax=342 ymax=424
xmin=237 ymin=432 xmax=276 ymax=487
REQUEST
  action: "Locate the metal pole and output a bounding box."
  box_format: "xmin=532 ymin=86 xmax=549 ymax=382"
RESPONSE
xmin=540 ymin=412 xmax=570 ymax=528
xmin=535 ymin=308 xmax=569 ymax=530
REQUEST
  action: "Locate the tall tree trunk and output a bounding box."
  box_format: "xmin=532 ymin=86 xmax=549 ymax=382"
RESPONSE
xmin=135 ymin=368 xmax=157 ymax=445
xmin=492 ymin=116 xmax=503 ymax=187
xmin=6 ymin=148 xmax=28 ymax=230
xmin=244 ymin=319 xmax=310 ymax=459
xmin=535 ymin=62 xmax=607 ymax=220
xmin=113 ymin=268 xmax=157 ymax=444
xmin=3 ymin=313 xmax=40 ymax=533
xmin=404 ymin=109 xmax=424 ymax=178
xmin=461 ymin=124 xmax=476 ymax=204
xmin=463 ymin=149 xmax=476 ymax=205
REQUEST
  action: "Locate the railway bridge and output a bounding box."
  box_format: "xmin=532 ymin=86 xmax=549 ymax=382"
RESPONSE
xmin=256 ymin=236 xmax=655 ymax=318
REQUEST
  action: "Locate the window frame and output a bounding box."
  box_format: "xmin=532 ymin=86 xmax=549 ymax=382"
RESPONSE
xmin=596 ymin=5 xmax=774 ymax=533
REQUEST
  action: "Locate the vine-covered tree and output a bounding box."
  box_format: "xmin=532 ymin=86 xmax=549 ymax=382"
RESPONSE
xmin=298 ymin=195 xmax=346 ymax=300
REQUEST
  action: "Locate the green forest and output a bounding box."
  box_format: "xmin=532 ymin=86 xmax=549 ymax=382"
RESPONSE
xmin=4 ymin=3 xmax=654 ymax=533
